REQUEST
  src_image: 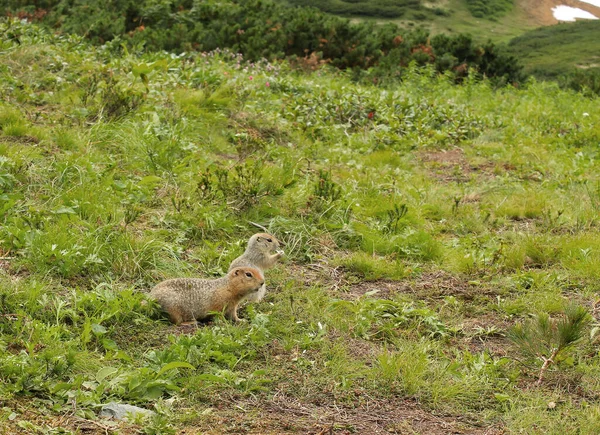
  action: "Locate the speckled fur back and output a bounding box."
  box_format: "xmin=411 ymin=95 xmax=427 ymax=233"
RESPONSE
xmin=150 ymin=268 xmax=264 ymax=324
xmin=151 ymin=277 xmax=227 ymax=321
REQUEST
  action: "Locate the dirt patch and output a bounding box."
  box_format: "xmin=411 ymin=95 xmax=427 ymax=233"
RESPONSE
xmin=518 ymin=0 xmax=600 ymax=26
xmin=418 ymin=147 xmax=514 ymax=183
xmin=339 ymin=270 xmax=500 ymax=302
xmin=0 ymin=135 xmax=40 ymax=145
xmin=289 ymin=263 xmax=346 ymax=293
xmin=457 ymin=315 xmax=513 ymax=356
xmin=0 ymin=260 xmax=11 ymax=273
xmin=188 ymin=395 xmax=503 ymax=435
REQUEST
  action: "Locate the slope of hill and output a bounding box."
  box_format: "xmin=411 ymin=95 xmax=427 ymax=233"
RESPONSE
xmin=508 ymin=19 xmax=600 ymax=78
xmin=2 ymin=19 xmax=600 ymax=434
xmin=285 ymin=0 xmax=447 ymax=19
xmin=4 ymin=0 xmax=524 ymax=84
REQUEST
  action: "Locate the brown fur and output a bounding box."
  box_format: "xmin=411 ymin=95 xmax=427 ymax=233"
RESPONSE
xmin=150 ymin=267 xmax=264 ymax=325
xmin=228 ymin=233 xmax=283 ymax=302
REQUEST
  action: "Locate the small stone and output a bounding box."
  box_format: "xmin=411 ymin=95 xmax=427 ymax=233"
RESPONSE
xmin=99 ymin=403 xmax=155 ymax=421
xmin=547 ymin=401 xmax=556 ymax=410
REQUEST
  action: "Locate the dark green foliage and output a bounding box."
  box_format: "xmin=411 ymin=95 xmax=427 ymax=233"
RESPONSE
xmin=5 ymin=0 xmax=523 ymax=83
xmin=287 ymin=0 xmax=425 ymax=19
xmin=560 ymin=69 xmax=600 ymax=97
xmin=384 ymin=203 xmax=408 ymax=234
xmin=197 ymin=160 xmax=281 ymax=212
xmin=313 ymin=170 xmax=341 ymax=203
xmin=430 ymin=33 xmax=523 ymax=84
xmin=465 ymin=0 xmax=513 ymax=19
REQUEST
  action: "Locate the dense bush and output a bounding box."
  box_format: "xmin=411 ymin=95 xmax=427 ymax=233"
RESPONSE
xmin=5 ymin=0 xmax=523 ymax=84
xmin=560 ymin=68 xmax=600 ymax=97
xmin=287 ymin=0 xmax=427 ymax=19
xmin=465 ymin=0 xmax=513 ymax=19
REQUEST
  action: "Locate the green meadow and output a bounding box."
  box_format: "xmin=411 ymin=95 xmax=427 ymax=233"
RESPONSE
xmin=1 ymin=19 xmax=600 ymax=434
xmin=508 ymin=20 xmax=600 ymax=79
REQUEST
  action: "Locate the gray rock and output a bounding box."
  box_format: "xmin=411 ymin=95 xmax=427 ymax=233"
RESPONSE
xmin=99 ymin=403 xmax=155 ymax=421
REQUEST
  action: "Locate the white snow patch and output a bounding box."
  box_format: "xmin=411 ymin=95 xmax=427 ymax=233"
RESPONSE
xmin=552 ymin=5 xmax=598 ymax=21
xmin=580 ymin=0 xmax=600 ymax=7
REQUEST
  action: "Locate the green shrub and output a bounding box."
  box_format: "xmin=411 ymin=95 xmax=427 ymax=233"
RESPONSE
xmin=465 ymin=0 xmax=513 ymax=19
xmin=6 ymin=0 xmax=523 ymax=83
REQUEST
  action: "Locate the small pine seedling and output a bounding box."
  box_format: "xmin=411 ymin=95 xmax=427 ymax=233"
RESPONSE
xmin=508 ymin=304 xmax=590 ymax=386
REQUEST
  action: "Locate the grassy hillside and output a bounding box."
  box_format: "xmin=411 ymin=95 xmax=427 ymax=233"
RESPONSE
xmin=2 ymin=19 xmax=600 ymax=434
xmin=508 ymin=20 xmax=600 ymax=79
xmin=5 ymin=0 xmax=523 ymax=84
xmin=285 ymin=0 xmax=447 ymax=19
xmin=424 ymin=0 xmax=537 ymax=42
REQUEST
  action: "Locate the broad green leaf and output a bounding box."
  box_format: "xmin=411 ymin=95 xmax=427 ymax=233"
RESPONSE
xmin=96 ymin=367 xmax=118 ymax=382
xmin=138 ymin=175 xmax=162 ymax=187
xmin=196 ymin=373 xmax=227 ymax=383
xmin=132 ymin=63 xmax=152 ymax=77
xmin=157 ymin=361 xmax=195 ymax=376
xmin=50 ymin=382 xmax=73 ymax=393
xmin=91 ymin=323 xmax=107 ymax=335
xmin=128 ymin=376 xmax=142 ymax=392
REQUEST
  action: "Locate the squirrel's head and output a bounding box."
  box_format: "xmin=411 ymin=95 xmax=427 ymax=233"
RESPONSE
xmin=230 ymin=267 xmax=265 ymax=294
xmin=247 ymin=232 xmax=282 ymax=254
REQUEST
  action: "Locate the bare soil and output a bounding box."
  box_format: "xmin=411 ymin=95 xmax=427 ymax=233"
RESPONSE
xmin=340 ymin=270 xmax=501 ymax=302
xmin=183 ymin=395 xmax=504 ymax=435
xmin=418 ymin=147 xmax=515 ymax=183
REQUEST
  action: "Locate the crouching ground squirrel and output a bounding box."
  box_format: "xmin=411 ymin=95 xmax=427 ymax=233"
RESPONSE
xmin=151 ymin=267 xmax=264 ymax=325
xmin=228 ymin=233 xmax=284 ymax=303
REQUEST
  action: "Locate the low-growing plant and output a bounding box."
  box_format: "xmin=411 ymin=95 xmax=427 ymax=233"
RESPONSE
xmin=383 ymin=203 xmax=408 ymax=234
xmin=197 ymin=160 xmax=277 ymax=212
xmin=508 ymin=304 xmax=591 ymax=385
xmin=331 ymin=297 xmax=450 ymax=341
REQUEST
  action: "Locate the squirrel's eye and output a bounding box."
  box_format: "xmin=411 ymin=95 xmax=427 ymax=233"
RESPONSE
xmin=245 ymin=272 xmax=253 ymax=278
xmin=267 ymin=238 xmax=272 ymax=242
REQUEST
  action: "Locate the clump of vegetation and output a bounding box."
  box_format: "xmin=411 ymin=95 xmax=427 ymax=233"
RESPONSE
xmin=465 ymin=0 xmax=513 ymax=19
xmin=560 ymin=68 xmax=600 ymax=97
xmin=509 ymin=304 xmax=591 ymax=385
xmin=287 ymin=0 xmax=439 ymax=19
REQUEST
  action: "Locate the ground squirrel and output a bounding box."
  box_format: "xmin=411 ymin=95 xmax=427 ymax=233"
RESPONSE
xmin=150 ymin=267 xmax=265 ymax=325
xmin=228 ymin=233 xmax=284 ymax=302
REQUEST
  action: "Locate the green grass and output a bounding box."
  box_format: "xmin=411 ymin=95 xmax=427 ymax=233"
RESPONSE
xmin=357 ymin=0 xmax=538 ymax=44
xmin=508 ymin=20 xmax=600 ymax=79
xmin=2 ymin=18 xmax=600 ymax=434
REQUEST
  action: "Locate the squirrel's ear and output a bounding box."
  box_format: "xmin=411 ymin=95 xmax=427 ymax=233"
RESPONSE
xmin=256 ymin=236 xmax=261 ymax=241
xmin=234 ymin=269 xmax=240 ymax=276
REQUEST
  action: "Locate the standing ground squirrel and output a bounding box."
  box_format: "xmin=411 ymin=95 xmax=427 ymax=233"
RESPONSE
xmin=150 ymin=267 xmax=264 ymax=325
xmin=228 ymin=233 xmax=284 ymax=303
